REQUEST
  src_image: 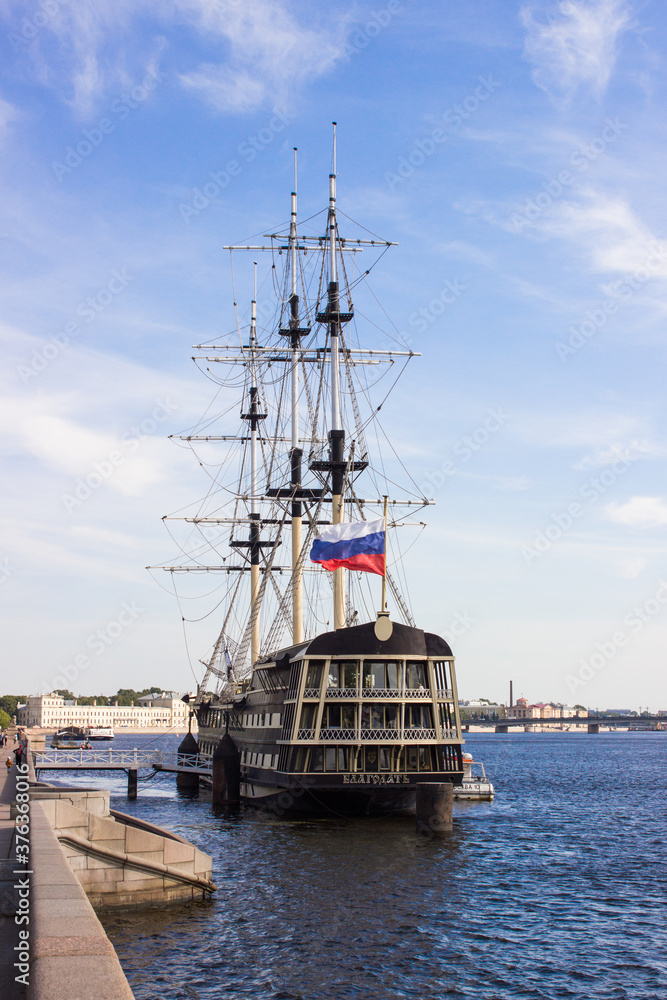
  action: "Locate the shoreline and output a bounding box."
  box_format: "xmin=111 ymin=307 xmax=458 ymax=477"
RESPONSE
xmin=25 ymin=726 xmax=197 ymax=737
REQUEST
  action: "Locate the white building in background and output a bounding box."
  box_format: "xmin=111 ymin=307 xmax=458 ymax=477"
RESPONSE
xmin=19 ymin=692 xmax=196 ymax=730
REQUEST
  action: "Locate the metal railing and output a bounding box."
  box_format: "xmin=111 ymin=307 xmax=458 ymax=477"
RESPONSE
xmin=32 ymin=748 xmax=214 ymax=772
xmin=360 ymin=688 xmax=402 ymax=699
xmin=319 ymin=728 xmax=360 ymax=742
xmin=152 ymin=750 xmax=213 ymax=771
xmin=300 ymin=728 xmax=441 ymax=743
xmin=33 ymin=749 xmax=157 ymax=767
xmin=323 ymin=687 xmax=433 ymax=699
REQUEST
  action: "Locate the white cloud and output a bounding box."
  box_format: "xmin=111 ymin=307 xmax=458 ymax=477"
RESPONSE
xmin=617 ymin=556 xmax=646 ymax=578
xmin=521 ymin=0 xmax=633 ymax=104
xmin=607 ymin=496 xmax=667 ymax=528
xmin=15 ymin=0 xmax=141 ymax=117
xmin=5 ymin=0 xmax=349 ymax=116
xmin=179 ymin=65 xmax=265 ymax=115
xmin=521 ymin=189 xmax=667 ymax=280
xmin=18 ymin=413 xmax=174 ymax=496
xmin=575 ymin=439 xmax=661 ymax=468
xmin=0 ymin=96 xmax=17 ymax=130
xmin=516 ymin=408 xmax=645 ymax=451
xmin=178 ymin=0 xmax=348 ymax=114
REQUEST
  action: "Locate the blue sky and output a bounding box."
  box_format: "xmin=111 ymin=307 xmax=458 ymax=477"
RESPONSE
xmin=2 ymin=0 xmax=667 ymax=710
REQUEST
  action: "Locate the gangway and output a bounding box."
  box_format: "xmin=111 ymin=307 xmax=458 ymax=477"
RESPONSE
xmin=31 ymin=748 xmax=214 ymax=798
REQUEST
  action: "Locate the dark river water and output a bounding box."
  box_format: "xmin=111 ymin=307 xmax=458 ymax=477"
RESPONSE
xmin=48 ymin=732 xmax=667 ymax=1000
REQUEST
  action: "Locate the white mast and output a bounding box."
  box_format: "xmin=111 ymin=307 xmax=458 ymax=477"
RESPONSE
xmin=249 ymin=263 xmax=261 ymax=665
xmin=291 ymin=149 xmax=299 ymax=450
xmin=328 ymin=122 xmax=345 ymax=629
xmin=290 ymin=149 xmax=304 ymax=644
xmin=329 ymin=126 xmax=341 ymax=434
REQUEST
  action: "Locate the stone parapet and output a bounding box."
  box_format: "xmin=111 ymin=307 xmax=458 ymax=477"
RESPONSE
xmin=29 ymin=785 xmax=215 ymax=911
xmin=28 ymin=801 xmax=135 ymax=1000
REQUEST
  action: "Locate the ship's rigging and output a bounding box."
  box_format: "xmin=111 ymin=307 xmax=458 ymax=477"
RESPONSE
xmin=150 ymin=129 xmax=435 ymax=703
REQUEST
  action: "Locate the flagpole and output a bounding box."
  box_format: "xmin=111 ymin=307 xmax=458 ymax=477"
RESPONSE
xmin=381 ymin=494 xmax=388 ymax=613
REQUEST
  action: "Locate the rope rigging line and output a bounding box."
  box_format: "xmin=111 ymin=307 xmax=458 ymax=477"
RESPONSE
xmin=230 ymin=503 xmax=290 ymax=679
xmin=262 ymin=485 xmax=330 ymax=653
xmin=197 ymin=574 xmax=243 ymax=701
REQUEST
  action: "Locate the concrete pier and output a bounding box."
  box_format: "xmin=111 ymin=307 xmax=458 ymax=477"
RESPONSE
xmin=416 ymin=781 xmax=453 ymax=836
xmin=0 ymin=732 xmax=218 ymax=999
xmin=28 ymin=799 xmax=136 ymax=1000
xmin=30 ymin=784 xmax=215 ymax=910
xmin=1 ymin=731 xmax=135 ymax=999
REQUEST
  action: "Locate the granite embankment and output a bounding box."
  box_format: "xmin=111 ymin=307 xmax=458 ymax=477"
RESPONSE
xmin=0 ymin=729 xmax=215 ymax=1000
xmin=3 ymin=731 xmax=134 ymax=999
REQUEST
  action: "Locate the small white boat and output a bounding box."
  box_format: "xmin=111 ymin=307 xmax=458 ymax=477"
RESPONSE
xmin=453 ymin=752 xmax=495 ymax=801
xmin=85 ymin=727 xmax=114 ymax=740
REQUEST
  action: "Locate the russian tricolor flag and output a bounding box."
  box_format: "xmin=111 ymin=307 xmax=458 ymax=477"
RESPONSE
xmin=310 ymin=518 xmax=385 ymax=576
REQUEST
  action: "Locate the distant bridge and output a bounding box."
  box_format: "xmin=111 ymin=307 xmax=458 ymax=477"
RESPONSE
xmin=463 ymin=715 xmax=666 ymax=733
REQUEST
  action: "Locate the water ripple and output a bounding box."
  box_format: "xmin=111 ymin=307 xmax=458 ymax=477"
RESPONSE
xmin=92 ymin=732 xmax=667 ymax=1000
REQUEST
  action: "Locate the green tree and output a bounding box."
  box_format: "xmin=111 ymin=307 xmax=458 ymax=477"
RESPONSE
xmin=0 ymin=695 xmax=26 ymax=718
xmin=54 ymin=689 xmax=76 ymax=701
xmin=115 ymin=687 xmax=162 ymax=705
xmin=0 ymin=709 xmax=11 ymax=729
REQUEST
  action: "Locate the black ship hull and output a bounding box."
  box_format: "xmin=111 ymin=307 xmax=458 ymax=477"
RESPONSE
xmin=197 ymin=621 xmax=464 ymax=817
xmin=238 ymin=770 xmax=457 ymax=817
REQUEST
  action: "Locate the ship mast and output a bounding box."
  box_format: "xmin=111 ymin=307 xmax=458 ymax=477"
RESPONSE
xmin=328 ymin=123 xmax=346 ymax=629
xmin=289 ymin=149 xmax=304 ymax=644
xmin=247 ymin=266 xmax=262 ymax=664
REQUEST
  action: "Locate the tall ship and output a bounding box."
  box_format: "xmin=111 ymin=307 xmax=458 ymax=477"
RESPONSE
xmin=156 ymin=130 xmax=464 ymax=815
